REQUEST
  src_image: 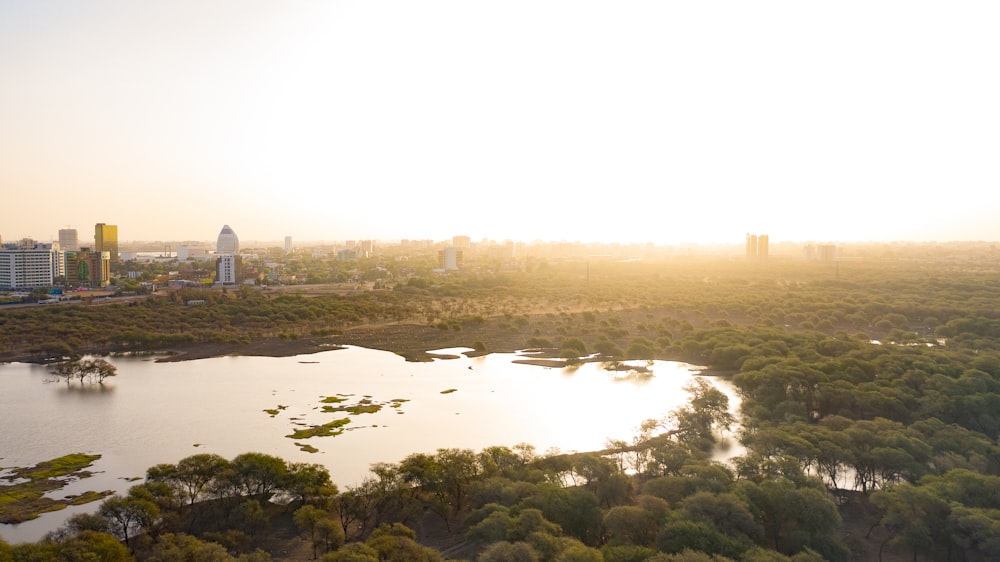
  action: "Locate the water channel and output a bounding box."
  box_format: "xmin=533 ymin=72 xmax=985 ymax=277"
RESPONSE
xmin=0 ymin=346 xmax=738 ymax=543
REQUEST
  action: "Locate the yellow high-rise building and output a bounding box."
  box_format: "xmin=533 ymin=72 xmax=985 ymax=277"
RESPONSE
xmin=94 ymin=223 xmax=119 ymax=262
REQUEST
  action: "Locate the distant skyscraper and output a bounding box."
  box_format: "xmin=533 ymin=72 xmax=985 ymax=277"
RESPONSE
xmin=216 ymin=253 xmax=242 ymax=285
xmin=59 ymin=228 xmax=79 ymax=251
xmin=745 ymin=234 xmax=758 ymax=259
xmin=94 ymin=223 xmax=118 ymax=261
xmin=216 ymin=225 xmax=240 ymax=254
xmin=438 ymin=247 xmax=463 ymax=270
xmin=284 ymin=236 xmax=292 ymax=252
xmin=745 ymin=233 xmax=768 ymax=260
xmin=453 ymin=235 xmax=471 ymax=249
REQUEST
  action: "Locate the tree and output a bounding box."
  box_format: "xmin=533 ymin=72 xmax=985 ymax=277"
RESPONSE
xmin=285 ymin=462 xmax=337 ymax=507
xmin=142 ymin=532 xmax=232 ymax=561
xmin=365 ymin=523 xmax=442 ymax=561
xmin=735 ymin=478 xmax=848 ymax=561
xmin=295 ymin=505 xmax=330 ymax=560
xmin=148 ymin=453 xmax=230 ymax=506
xmin=670 ymin=379 xmax=735 ymax=446
xmin=51 ymin=357 xmax=118 ymax=385
xmin=603 ymin=505 xmax=659 ymax=547
xmin=226 ymin=452 xmax=288 ymax=501
xmin=870 ymin=483 xmax=949 ymax=561
xmin=323 ymin=542 xmax=379 ymax=561
xmin=98 ymin=495 xmax=160 ymax=549
xmin=477 ymin=541 xmax=540 ymax=562
xmin=681 ymin=492 xmax=763 ymax=543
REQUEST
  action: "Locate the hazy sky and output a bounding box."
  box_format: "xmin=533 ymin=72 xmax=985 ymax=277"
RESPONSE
xmin=2 ymin=1 xmax=998 ymax=245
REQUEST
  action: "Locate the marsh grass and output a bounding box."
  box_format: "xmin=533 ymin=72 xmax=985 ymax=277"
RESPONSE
xmin=285 ymin=418 xmax=351 ymax=439
xmin=0 ymin=453 xmax=110 ymax=524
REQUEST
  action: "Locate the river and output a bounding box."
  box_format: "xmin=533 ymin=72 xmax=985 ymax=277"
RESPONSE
xmin=0 ymin=346 xmax=738 ymax=543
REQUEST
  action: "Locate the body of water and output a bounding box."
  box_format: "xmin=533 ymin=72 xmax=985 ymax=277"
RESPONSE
xmin=0 ymin=346 xmax=736 ymax=543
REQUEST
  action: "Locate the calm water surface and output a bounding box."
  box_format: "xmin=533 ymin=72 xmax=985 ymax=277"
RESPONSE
xmin=0 ymin=346 xmax=736 ymax=543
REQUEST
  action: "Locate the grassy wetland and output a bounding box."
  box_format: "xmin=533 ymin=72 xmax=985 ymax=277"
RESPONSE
xmin=0 ymin=454 xmax=111 ymax=525
xmin=3 ymin=246 xmax=1000 ymax=560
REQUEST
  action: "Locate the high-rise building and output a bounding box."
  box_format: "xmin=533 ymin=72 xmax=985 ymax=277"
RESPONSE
xmin=65 ymin=248 xmax=111 ymax=287
xmin=217 ymin=225 xmax=240 ymax=254
xmin=216 ymin=254 xmax=242 ymax=285
xmin=453 ymin=235 xmax=471 ymax=249
xmin=745 ymin=233 xmax=768 ymax=260
xmin=745 ymin=234 xmax=758 ymax=259
xmin=438 ymin=247 xmax=463 ymax=270
xmin=94 ymin=223 xmax=119 ymax=262
xmin=818 ymin=244 xmax=837 ymax=262
xmin=0 ymin=246 xmax=55 ymax=289
xmin=59 ymin=228 xmax=79 ymax=251
xmin=284 ymin=236 xmax=293 ymax=253
xmin=357 ymin=240 xmax=375 ymax=258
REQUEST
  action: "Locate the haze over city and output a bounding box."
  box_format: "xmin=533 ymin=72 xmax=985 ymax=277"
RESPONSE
xmin=2 ymin=1 xmax=998 ymax=245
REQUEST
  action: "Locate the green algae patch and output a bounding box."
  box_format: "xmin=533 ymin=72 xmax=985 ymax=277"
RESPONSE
xmin=0 ymin=453 xmax=110 ymax=524
xmin=264 ymin=405 xmax=288 ymax=417
xmin=318 ymin=395 xmax=408 ymax=415
xmin=295 ymin=443 xmax=320 ymax=453
xmin=440 ymin=388 xmax=458 ymax=394
xmin=323 ymin=402 xmax=382 ymax=415
xmin=286 ymin=418 xmax=351 ymax=439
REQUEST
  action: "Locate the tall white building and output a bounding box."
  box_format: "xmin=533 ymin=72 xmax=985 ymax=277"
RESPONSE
xmin=216 ymin=225 xmax=240 ymax=254
xmin=284 ymin=236 xmax=292 ymax=252
xmin=438 ymin=247 xmax=463 ymax=271
xmin=58 ymin=228 xmax=79 ymax=251
xmin=0 ymin=247 xmax=55 ymax=289
xmin=216 ymin=253 xmax=242 ymax=285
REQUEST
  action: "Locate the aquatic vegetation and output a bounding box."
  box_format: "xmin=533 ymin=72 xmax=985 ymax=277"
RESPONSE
xmin=323 ymin=403 xmax=381 ymax=415
xmin=441 ymin=388 xmax=458 ymax=394
xmin=286 ymin=418 xmax=351 ymax=439
xmin=0 ymin=453 xmax=111 ymax=524
xmin=263 ymin=405 xmax=288 ymax=417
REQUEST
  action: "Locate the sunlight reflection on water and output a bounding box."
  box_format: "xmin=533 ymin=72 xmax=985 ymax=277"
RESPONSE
xmin=0 ymin=346 xmax=738 ymax=542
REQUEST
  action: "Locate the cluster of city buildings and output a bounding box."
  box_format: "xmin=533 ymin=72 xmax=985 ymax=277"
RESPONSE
xmin=4 ymin=221 xmax=845 ymax=292
xmin=0 ymin=224 xmax=118 ymax=290
xmin=0 ymin=224 xmax=249 ymax=290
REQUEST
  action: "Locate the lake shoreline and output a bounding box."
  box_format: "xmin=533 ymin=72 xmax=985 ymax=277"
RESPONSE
xmin=4 ymin=321 xmax=725 ymax=373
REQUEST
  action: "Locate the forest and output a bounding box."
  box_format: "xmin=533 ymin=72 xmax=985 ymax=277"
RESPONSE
xmin=2 ymin=252 xmax=1000 ymax=560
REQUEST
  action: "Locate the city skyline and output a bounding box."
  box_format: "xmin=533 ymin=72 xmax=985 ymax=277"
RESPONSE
xmin=2 ymin=1 xmax=998 ymax=245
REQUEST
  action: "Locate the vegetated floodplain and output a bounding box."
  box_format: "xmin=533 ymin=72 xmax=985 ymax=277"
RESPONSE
xmin=8 ymin=250 xmax=1000 ymax=560
xmin=0 ymin=453 xmax=111 ymax=524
